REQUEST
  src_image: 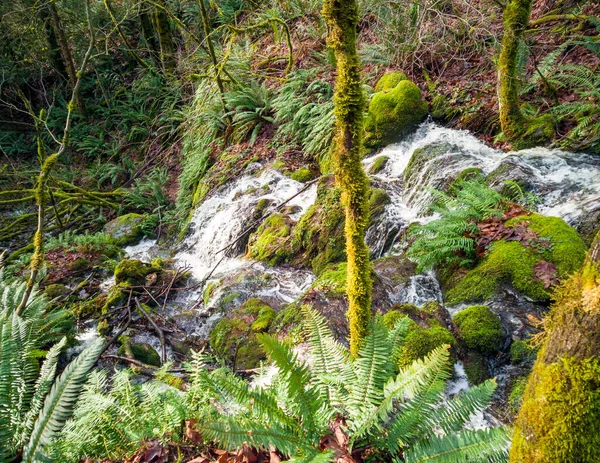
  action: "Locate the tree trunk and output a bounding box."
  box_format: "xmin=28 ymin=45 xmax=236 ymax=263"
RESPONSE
xmin=322 ymin=0 xmax=372 ymax=356
xmin=497 ymin=0 xmax=531 ymax=143
xmin=140 ymin=7 xmax=162 ymax=68
xmin=46 ymin=2 xmax=86 ymax=115
xmin=153 ymin=0 xmax=176 ymax=72
xmin=510 ymin=232 xmax=600 ymax=462
xmin=39 ymin=5 xmax=67 ymax=80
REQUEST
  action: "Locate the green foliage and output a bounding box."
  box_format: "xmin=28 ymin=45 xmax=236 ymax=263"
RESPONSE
xmin=524 ymin=35 xmax=600 ymax=151
xmin=273 ymin=69 xmax=335 ymax=167
xmin=198 ymin=307 xmax=509 ymax=462
xmin=52 ymin=369 xmax=188 ymax=461
xmin=454 ymin=306 xmax=503 ymax=356
xmin=225 ymin=81 xmax=275 ymax=146
xmin=510 ymin=339 xmax=536 ymax=365
xmin=0 ymin=272 xmax=102 ymax=462
xmin=406 ymin=178 xmax=506 ymax=271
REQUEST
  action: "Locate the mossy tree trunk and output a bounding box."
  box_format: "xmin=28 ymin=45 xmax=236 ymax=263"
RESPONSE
xmin=510 ymin=232 xmax=600 ymax=462
xmin=39 ymin=5 xmax=67 ymax=80
xmin=322 ymin=0 xmax=372 ymax=356
xmin=153 ymin=0 xmax=176 ymax=73
xmin=498 ymin=0 xmax=531 ymax=143
xmin=140 ymin=6 xmax=162 ymax=69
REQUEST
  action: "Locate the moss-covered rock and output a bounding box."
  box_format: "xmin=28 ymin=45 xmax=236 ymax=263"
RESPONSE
xmin=510 ymin=339 xmax=537 ymax=365
xmin=369 ymin=156 xmax=389 ymax=174
xmin=312 ymin=262 xmax=347 ymax=294
xmin=505 ymin=214 xmax=587 ymax=278
xmin=374 ymin=71 xmax=408 ymax=92
xmin=44 ymin=283 xmax=70 ymax=299
xmin=118 ymin=337 xmax=161 ymax=367
xmin=365 ymin=79 xmax=428 ymax=149
xmin=397 ymin=324 xmax=456 ymax=367
xmin=209 ymin=298 xmax=276 ymax=369
xmin=114 ymin=259 xmax=154 ymax=286
xmin=446 ymin=216 xmax=586 ymax=304
xmin=246 ymin=214 xmax=297 ymax=266
xmin=290 ymin=168 xmax=314 ymax=183
xmin=103 ymin=213 xmax=145 ymax=246
xmin=68 ymin=257 xmax=92 ymax=272
xmin=463 ymin=351 xmax=489 ymax=385
xmin=454 ymin=305 xmax=503 ymax=355
xmin=508 ymin=375 xmax=528 ymax=414
xmin=292 ymin=180 xmax=346 ymax=275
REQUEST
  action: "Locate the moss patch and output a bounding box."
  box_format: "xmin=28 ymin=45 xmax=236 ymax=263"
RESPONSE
xmin=511 ymin=339 xmax=537 ymax=364
xmin=292 ymin=180 xmax=346 ymax=275
xmin=369 ymin=156 xmax=389 ymax=174
xmin=118 ymin=337 xmax=161 ymax=367
xmin=454 ymin=305 xmax=503 ymax=356
xmin=246 ymin=213 xmax=297 ymax=266
xmin=505 ymin=213 xmax=587 ymax=277
xmin=312 ymin=262 xmax=347 ymax=294
xmin=463 ymin=351 xmax=489 ymax=385
xmin=374 ymin=71 xmax=408 ymax=92
xmin=290 ymin=168 xmax=314 ymax=183
xmin=365 ymin=79 xmax=428 ymax=149
xmin=44 ymin=283 xmax=70 ymax=299
xmin=103 ymin=213 xmax=145 ymax=246
xmin=397 ymin=324 xmax=456 ymax=367
xmin=209 ymin=298 xmax=276 ymax=369
xmin=114 ymin=259 xmax=154 ymax=286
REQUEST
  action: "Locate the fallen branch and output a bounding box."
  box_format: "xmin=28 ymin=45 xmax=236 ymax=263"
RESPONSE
xmin=135 ymin=296 xmax=167 ymax=364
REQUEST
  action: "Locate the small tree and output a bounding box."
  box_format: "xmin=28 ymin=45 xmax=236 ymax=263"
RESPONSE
xmin=322 ymin=0 xmax=372 ymax=356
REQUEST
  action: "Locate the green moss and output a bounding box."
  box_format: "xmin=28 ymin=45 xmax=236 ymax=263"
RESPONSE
xmin=203 ymin=281 xmax=218 ymax=306
xmin=505 ymin=213 xmax=587 ymax=277
xmin=369 ymin=156 xmax=389 ymax=174
xmin=510 ymin=339 xmax=537 ymax=364
xmin=246 ymin=213 xmax=297 ymax=266
xmin=118 ymin=339 xmax=161 ymax=367
xmin=114 ymin=259 xmax=153 ymax=286
xmin=364 ymin=79 xmax=428 ymax=149
xmin=44 ymin=283 xmax=70 ymax=299
xmin=313 ymin=262 xmax=347 ymax=294
xmin=454 ymin=305 xmax=503 ymax=356
xmin=209 ymin=298 xmax=276 ymax=369
xmin=104 ymin=213 xmax=145 ymax=246
xmin=511 ymin=356 xmax=600 ymax=462
xmin=369 ymin=188 xmax=391 ymax=219
xmin=68 ymin=257 xmax=91 ymax=272
xmin=290 ymin=168 xmax=314 ymax=183
xmin=97 ymin=319 xmax=111 ymax=337
xmin=430 ymin=93 xmax=456 ymax=121
xmin=397 ymin=325 xmax=456 ymax=367
xmin=382 ymin=309 xmax=406 ymax=330
xmin=511 ymin=113 xmax=555 ymax=150
xmin=446 ymin=240 xmax=548 ymax=304
xmin=508 ymin=376 xmax=528 ymax=415
xmin=101 ymin=286 xmax=126 ymax=314
xmin=463 ymin=351 xmax=489 ymax=385
xmin=292 ymin=181 xmax=346 ymax=275
xmin=270 ymin=302 xmax=304 ymax=342
xmin=374 ymin=71 xmax=408 ymax=92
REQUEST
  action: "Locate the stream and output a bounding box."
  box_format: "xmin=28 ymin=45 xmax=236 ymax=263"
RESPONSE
xmin=118 ymin=121 xmax=600 ymax=422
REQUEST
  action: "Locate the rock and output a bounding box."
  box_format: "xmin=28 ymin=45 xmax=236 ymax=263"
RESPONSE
xmin=114 ymin=259 xmax=158 ymax=286
xmin=44 ymin=283 xmax=70 ymax=299
xmin=445 ymin=215 xmax=587 ymax=304
xmin=365 ymin=76 xmax=428 ymax=149
xmin=118 ymin=336 xmax=161 ymax=367
xmin=486 ymin=156 xmax=537 ymax=192
xmin=290 ymin=168 xmax=314 ymax=183
xmin=246 ymin=213 xmax=297 ymax=266
xmin=397 ymin=320 xmax=457 ymax=368
xmin=209 ymin=298 xmax=276 ymax=369
xmin=463 ymin=351 xmax=490 ymax=386
xmin=454 ymin=305 xmax=504 ymax=356
xmin=369 ymin=155 xmax=389 ymax=174
xmin=575 ymin=202 xmax=600 ymax=245
xmin=292 ymin=178 xmax=346 ymax=275
xmin=374 ymin=71 xmax=408 ymax=92
xmin=104 ymin=213 xmax=145 ymax=246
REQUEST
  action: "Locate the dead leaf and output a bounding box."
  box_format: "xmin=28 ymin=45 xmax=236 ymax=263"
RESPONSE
xmin=187 ymin=457 xmax=210 ymax=463
xmin=185 ymin=419 xmax=203 ymax=444
xmin=534 ymin=260 xmax=558 ymax=288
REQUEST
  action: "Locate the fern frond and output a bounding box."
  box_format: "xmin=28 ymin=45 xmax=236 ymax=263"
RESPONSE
xmin=404 ymin=427 xmax=510 ymax=463
xmin=22 ymin=338 xmax=104 ymax=463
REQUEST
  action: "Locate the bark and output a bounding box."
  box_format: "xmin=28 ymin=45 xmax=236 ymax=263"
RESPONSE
xmin=510 ymin=232 xmax=600 ymax=462
xmin=140 ymin=7 xmax=162 ymax=68
xmin=46 ymin=2 xmax=86 ymax=115
xmin=322 ymin=0 xmax=372 ymax=356
xmin=497 ymin=0 xmax=531 ymax=142
xmin=153 ymin=0 xmax=176 ymax=72
xmin=39 ymin=5 xmax=67 ymax=79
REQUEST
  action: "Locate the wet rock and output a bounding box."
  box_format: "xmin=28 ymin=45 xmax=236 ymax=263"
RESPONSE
xmin=104 ymin=213 xmax=145 ymax=246
xmin=486 ymin=156 xmax=536 ymax=192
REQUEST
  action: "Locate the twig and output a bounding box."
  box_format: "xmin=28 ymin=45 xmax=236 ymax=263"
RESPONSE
xmin=135 ymin=297 xmax=167 ymax=363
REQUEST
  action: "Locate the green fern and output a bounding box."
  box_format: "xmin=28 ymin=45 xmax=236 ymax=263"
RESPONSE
xmin=197 ymin=306 xmax=509 ymax=462
xmin=224 ymin=81 xmax=275 ymax=146
xmin=406 ymin=178 xmax=507 ymax=271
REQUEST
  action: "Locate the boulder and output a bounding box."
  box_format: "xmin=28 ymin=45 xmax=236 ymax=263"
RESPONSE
xmin=104 ymin=213 xmax=145 ymax=246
